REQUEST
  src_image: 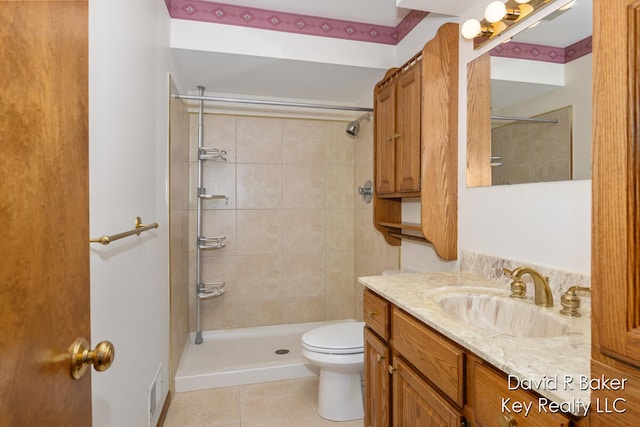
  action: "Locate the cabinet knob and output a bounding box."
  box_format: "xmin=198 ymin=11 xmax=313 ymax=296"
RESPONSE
xmin=367 ymin=310 xmax=377 ymax=318
xmin=388 ymin=365 xmax=397 ymax=374
xmin=393 ymin=133 xmax=401 ymax=139
xmin=386 ymin=136 xmax=394 ymax=141
xmin=376 ymin=353 xmax=385 ymax=363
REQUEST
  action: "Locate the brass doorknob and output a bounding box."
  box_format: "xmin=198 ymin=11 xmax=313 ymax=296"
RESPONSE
xmin=69 ymin=337 xmax=115 ymax=380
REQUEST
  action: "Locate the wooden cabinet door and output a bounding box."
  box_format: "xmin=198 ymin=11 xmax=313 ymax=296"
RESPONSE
xmin=375 ymin=82 xmax=397 ymax=195
xmin=392 ymin=357 xmax=462 ymax=427
xmin=591 ymin=0 xmax=640 ymax=424
xmin=395 ymin=65 xmax=422 ymax=193
xmin=364 ymin=328 xmax=390 ymax=427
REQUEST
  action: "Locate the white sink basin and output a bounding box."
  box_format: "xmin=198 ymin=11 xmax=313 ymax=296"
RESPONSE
xmin=436 ymin=292 xmax=568 ymax=338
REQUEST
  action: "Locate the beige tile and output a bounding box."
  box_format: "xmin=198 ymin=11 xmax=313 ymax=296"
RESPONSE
xmin=200 ymin=209 xmax=236 ymax=255
xmin=327 ymin=252 xmax=354 ymax=295
xmin=326 ymin=209 xmax=354 ymax=252
xmin=242 ymin=411 xmax=320 ymax=427
xmin=235 ymin=255 xmax=283 ymax=301
xmin=236 ymin=210 xmax=282 ymax=255
xmin=283 ymin=253 xmax=326 ymax=298
xmin=283 ymin=118 xmax=326 ymax=164
xmin=199 ymin=255 xmax=237 ymax=300
xmin=239 ymin=379 xmax=314 ymax=422
xmin=282 ymin=296 xmax=326 ymax=323
xmin=325 ymin=121 xmax=354 ymax=166
xmin=237 ymin=164 xmax=283 ymax=209
xmin=235 ymin=299 xmax=283 ymax=328
xmin=326 ymin=165 xmax=354 ymax=208
xmin=189 ymin=114 xmax=237 ymax=163
xmin=283 ymin=209 xmax=326 ymax=253
xmin=202 ymin=161 xmax=236 ymax=210
xmin=326 ymin=293 xmax=356 ymax=320
xmin=236 ymin=116 xmax=282 ymax=164
xmin=283 ymin=163 xmax=325 ymax=209
xmin=164 ymin=387 xmax=240 ymax=427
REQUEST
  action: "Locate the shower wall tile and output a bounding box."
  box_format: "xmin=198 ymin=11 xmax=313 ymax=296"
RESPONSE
xmin=282 ymin=296 xmax=326 ymax=323
xmin=236 ymin=209 xmax=283 ymax=255
xmin=326 ymin=293 xmax=356 ymax=320
xmin=202 ymin=161 xmax=236 ymax=210
xmin=188 ymin=114 xmax=364 ymax=333
xmin=326 ymin=209 xmax=354 ymax=252
xmin=282 ymin=253 xmax=326 ymax=298
xmin=326 ymin=164 xmax=354 ymax=208
xmin=282 ymin=209 xmax=326 ymax=253
xmin=190 ymin=114 xmax=237 ymax=163
xmin=236 ymin=116 xmax=282 ymax=164
xmin=236 ymin=164 xmax=283 ymax=209
xmin=235 ymin=254 xmax=283 ymax=300
xmin=327 ymin=252 xmax=354 ymax=294
xmin=236 ymin=299 xmax=283 ymax=328
xmin=326 ymin=121 xmax=354 ymax=165
xmin=282 ymin=119 xmax=326 ymax=164
xmin=282 ymin=164 xmax=325 ymax=209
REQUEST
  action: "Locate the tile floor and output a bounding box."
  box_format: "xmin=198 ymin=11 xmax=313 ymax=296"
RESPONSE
xmin=164 ymin=377 xmax=364 ymax=427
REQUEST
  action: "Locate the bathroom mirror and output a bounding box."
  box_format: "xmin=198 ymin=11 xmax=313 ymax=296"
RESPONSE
xmin=466 ymin=0 xmax=592 ymax=187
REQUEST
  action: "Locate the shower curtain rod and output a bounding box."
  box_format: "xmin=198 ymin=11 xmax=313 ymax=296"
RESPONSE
xmin=172 ymin=93 xmax=373 ymax=112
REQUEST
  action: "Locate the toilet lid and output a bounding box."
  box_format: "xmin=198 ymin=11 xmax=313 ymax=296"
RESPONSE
xmin=302 ymin=322 xmax=365 ymax=354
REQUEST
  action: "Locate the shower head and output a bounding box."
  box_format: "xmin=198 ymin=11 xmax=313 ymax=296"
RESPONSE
xmin=346 ymin=113 xmax=371 ymax=137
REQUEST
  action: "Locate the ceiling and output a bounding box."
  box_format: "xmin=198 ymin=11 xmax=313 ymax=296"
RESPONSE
xmin=169 ymin=0 xmax=592 ymax=110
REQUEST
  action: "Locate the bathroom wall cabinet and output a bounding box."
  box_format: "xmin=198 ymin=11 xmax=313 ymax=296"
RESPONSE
xmin=372 ymin=22 xmax=458 ymax=261
xmin=363 ymin=289 xmax=579 ymax=427
xmin=374 ymin=55 xmax=422 ymax=197
xmin=590 ymin=0 xmax=640 ymax=424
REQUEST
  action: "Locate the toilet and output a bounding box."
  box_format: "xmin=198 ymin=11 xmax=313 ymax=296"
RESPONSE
xmin=301 ymin=321 xmax=365 ymax=421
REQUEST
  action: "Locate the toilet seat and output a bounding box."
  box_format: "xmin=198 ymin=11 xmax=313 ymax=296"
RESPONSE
xmin=302 ymin=322 xmax=365 ymax=354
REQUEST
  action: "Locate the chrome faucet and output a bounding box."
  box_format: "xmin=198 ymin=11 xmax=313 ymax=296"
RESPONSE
xmin=503 ymin=267 xmax=554 ymax=307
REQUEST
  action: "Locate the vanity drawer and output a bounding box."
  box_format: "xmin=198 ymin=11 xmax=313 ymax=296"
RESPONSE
xmin=391 ymin=307 xmax=465 ymax=407
xmin=364 ymin=289 xmax=390 ymax=340
xmin=469 ymin=359 xmax=571 ymax=427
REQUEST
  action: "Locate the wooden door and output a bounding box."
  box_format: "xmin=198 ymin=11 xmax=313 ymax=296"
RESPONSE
xmin=395 ymin=64 xmax=422 ymax=194
xmin=392 ymin=358 xmax=461 ymax=427
xmin=0 ymin=1 xmax=91 ymax=425
xmin=374 ymin=81 xmax=397 ymax=195
xmin=591 ymin=0 xmax=640 ymax=424
xmin=364 ymin=328 xmax=390 ymax=427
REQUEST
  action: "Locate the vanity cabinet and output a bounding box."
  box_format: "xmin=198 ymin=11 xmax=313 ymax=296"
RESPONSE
xmin=590 ymin=0 xmax=640 ymax=424
xmin=363 ymin=289 xmax=578 ymax=427
xmin=374 ymin=57 xmax=422 ymax=196
xmin=372 ymin=22 xmax=458 ymax=261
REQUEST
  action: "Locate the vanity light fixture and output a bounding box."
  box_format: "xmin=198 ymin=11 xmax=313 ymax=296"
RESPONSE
xmin=461 ymin=0 xmax=556 ymax=46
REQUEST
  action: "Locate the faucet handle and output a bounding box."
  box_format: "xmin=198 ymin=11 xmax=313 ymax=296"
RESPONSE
xmin=559 ymin=286 xmax=591 ymax=317
xmin=503 ymin=268 xmax=526 ymax=298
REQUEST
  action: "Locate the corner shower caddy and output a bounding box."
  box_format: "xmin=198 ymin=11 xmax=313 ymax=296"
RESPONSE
xmin=194 ymin=86 xmax=228 ymax=344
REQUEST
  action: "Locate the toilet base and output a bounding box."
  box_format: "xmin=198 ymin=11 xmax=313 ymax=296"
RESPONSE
xmin=317 ymin=369 xmax=364 ymax=421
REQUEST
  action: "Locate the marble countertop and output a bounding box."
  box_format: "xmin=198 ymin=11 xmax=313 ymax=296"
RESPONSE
xmin=359 ymin=271 xmax=591 ymax=417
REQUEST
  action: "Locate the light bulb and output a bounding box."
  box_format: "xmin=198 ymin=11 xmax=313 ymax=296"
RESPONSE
xmin=515 ymin=0 xmax=531 ymax=3
xmin=485 ymin=1 xmax=507 ymax=23
xmin=461 ymin=19 xmax=482 ymax=39
xmin=559 ymin=0 xmax=576 ymax=11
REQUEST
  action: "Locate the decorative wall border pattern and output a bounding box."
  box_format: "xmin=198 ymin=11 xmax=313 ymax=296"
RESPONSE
xmin=167 ymin=0 xmax=428 ymax=45
xmin=491 ymin=36 xmax=592 ymax=64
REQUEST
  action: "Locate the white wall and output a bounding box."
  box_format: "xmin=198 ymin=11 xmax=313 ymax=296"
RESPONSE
xmin=89 ymin=1 xmax=171 ymax=426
